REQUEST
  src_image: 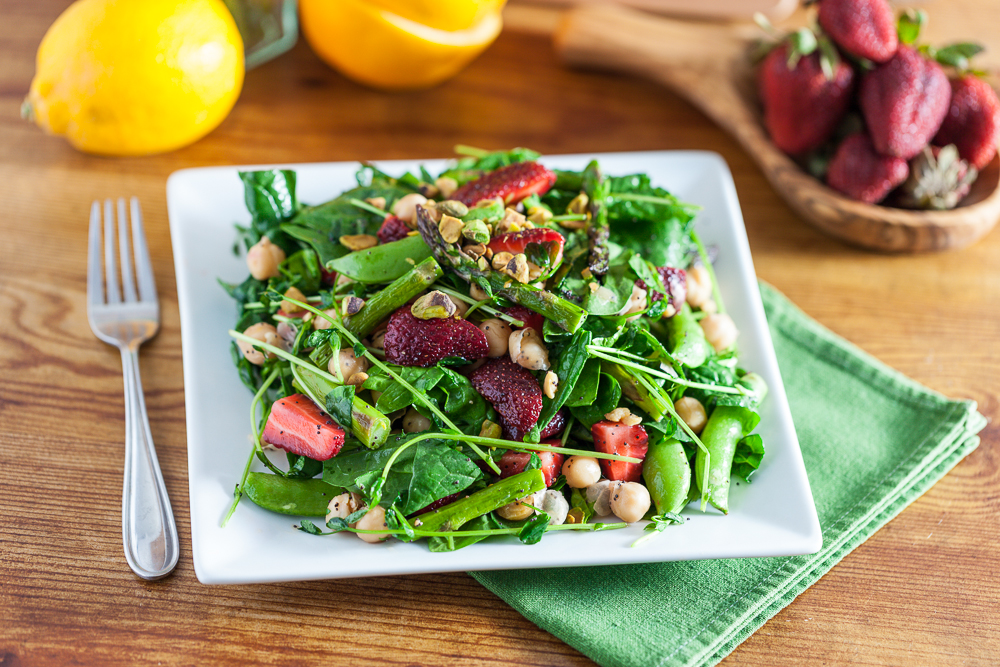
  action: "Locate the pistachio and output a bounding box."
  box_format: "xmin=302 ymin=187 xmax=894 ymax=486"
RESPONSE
xmin=411 ymin=290 xmax=457 ymax=319
xmin=491 ymin=251 xmax=514 ymax=271
xmin=342 ymin=295 xmax=365 ymax=316
xmin=464 ymin=242 xmax=487 ymax=258
xmin=558 ymin=217 xmax=588 ymax=231
xmin=620 ymin=412 xmax=643 ymax=426
xmin=581 ymin=268 xmax=593 ymax=279
xmin=438 ymin=214 xmax=465 ymax=244
xmin=476 ymin=256 xmax=490 ymax=271
xmin=340 ymin=234 xmax=378 ymax=251
xmin=461 ymin=219 xmax=490 ymax=244
xmin=527 ymin=206 xmax=552 ymax=225
xmin=280 ymin=286 xmax=307 ymax=313
xmin=527 ymin=262 xmax=543 ymax=282
xmin=364 ymin=196 xmax=386 ymax=210
xmin=479 ymin=419 xmax=502 ymax=439
xmin=604 ymin=407 xmax=632 ymax=423
xmin=421 ymin=203 xmax=442 ymax=223
xmin=495 ymin=207 xmax=526 ymax=235
xmin=543 ymin=371 xmax=559 ymax=399
xmin=347 ymin=371 xmax=369 ymax=387
xmin=470 ymin=282 xmax=489 ymax=300
xmin=504 ymin=253 xmax=531 ymax=283
xmin=419 ymin=182 xmax=440 ymax=198
xmin=435 ymin=177 xmax=459 ymax=199
xmin=437 ymin=199 xmax=469 ymax=218
xmin=568 ymin=192 xmax=589 ymax=215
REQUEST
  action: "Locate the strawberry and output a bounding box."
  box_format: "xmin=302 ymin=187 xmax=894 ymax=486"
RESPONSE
xmin=320 ymin=266 xmax=337 ymax=286
xmin=497 ymin=440 xmax=565 ymax=487
xmin=377 ymin=215 xmax=411 ymax=244
xmin=637 ymin=266 xmax=687 ymax=313
xmin=826 ymin=133 xmax=909 ymax=203
xmin=411 ymin=493 xmax=461 ymax=516
xmin=383 ymin=306 xmax=490 ymax=367
xmin=859 ymin=46 xmax=951 ymax=159
xmin=452 ymin=162 xmax=557 ymax=207
xmin=469 ymin=357 xmax=543 ymax=442
xmin=262 ymin=394 xmax=345 ymax=461
xmin=933 ymin=75 xmax=1000 ymax=170
xmin=758 ymin=42 xmax=855 ymax=156
xmin=592 ymin=421 xmax=649 ymax=483
xmin=487 ymin=227 xmax=565 ymax=269
xmin=504 ymin=408 xmax=568 ymax=442
xmin=502 ymin=304 xmax=545 ymax=332
xmin=817 ymin=0 xmax=898 ymax=64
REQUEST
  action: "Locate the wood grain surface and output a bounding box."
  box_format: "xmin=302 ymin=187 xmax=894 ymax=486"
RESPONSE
xmin=1 ymin=1 xmax=998 ymax=665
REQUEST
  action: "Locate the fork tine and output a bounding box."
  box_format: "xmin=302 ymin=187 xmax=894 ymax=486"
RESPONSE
xmin=103 ymin=199 xmax=121 ymax=304
xmin=130 ymin=197 xmax=157 ymax=303
xmin=87 ymin=201 xmax=104 ymax=306
xmin=117 ymin=198 xmax=138 ymax=303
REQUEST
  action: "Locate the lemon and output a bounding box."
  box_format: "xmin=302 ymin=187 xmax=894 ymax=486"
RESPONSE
xmin=299 ymin=0 xmax=503 ymax=91
xmin=24 ymin=0 xmax=244 ymax=156
xmin=364 ymin=0 xmax=506 ymax=31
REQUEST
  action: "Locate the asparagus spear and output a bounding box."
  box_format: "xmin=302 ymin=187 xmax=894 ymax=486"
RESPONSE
xmin=582 ymin=160 xmax=610 ymax=277
xmin=414 ymin=469 xmax=546 ymax=532
xmin=415 ymin=205 xmax=587 ymax=332
xmin=292 ymin=364 xmax=391 ymax=448
xmin=345 ymin=256 xmax=443 ymax=338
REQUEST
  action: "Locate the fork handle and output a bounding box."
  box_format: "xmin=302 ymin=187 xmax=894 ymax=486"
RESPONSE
xmin=120 ymin=346 xmax=179 ymax=580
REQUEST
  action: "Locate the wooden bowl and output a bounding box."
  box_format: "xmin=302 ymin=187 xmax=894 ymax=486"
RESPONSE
xmin=553 ymin=3 xmax=1000 ymax=252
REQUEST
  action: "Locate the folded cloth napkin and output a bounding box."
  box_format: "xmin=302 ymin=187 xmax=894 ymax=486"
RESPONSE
xmin=471 ymin=282 xmax=986 ymax=667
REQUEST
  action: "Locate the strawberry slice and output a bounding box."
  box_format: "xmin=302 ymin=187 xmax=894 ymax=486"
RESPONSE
xmin=502 ymin=304 xmax=545 ymax=332
xmin=503 ymin=408 xmax=568 ymax=441
xmin=383 ymin=306 xmax=490 ymax=367
xmin=592 ymin=421 xmax=649 ymax=483
xmin=487 ymin=227 xmax=565 ymax=269
xmin=262 ymin=394 xmax=345 ymax=461
xmin=637 ymin=266 xmax=687 ymax=312
xmin=469 ymin=357 xmax=543 ymax=442
xmin=498 ymin=439 xmax=565 ymax=487
xmin=452 ymin=162 xmax=557 ymax=207
xmin=411 ymin=493 xmax=462 ymax=516
xmin=377 ymin=215 xmax=411 ymax=244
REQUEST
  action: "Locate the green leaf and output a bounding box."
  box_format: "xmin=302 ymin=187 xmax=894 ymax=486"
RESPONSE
xmin=240 ymin=170 xmax=298 ymax=226
xmin=732 ymin=433 xmax=765 ymax=482
xmin=526 ymin=328 xmax=593 ymax=442
xmin=933 ymin=42 xmax=985 ymax=70
xmin=297 ymin=519 xmax=322 ymax=535
xmin=427 ymin=513 xmax=499 ymax=552
xmin=326 ymin=235 xmax=432 ymax=283
xmin=569 ymin=372 xmax=621 ymax=429
xmin=517 ymin=512 xmax=550 ymax=545
xmin=325 ymin=385 xmax=355 ymax=426
xmin=281 ymin=223 xmax=341 ymax=267
xmin=897 ymin=8 xmax=926 ymax=46
xmin=401 ymin=441 xmax=483 ymax=514
xmin=565 ymin=358 xmax=601 ymax=407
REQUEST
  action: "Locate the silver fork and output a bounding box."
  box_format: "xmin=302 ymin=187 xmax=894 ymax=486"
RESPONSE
xmin=87 ymin=198 xmax=179 ymax=580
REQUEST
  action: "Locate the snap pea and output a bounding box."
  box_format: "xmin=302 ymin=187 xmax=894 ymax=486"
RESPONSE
xmin=642 ymin=438 xmax=691 ymax=515
xmin=694 ymin=406 xmax=759 ymax=514
xmin=666 ymin=303 xmax=712 ymax=368
xmin=415 ymin=469 xmax=546 ymax=533
xmin=345 ymin=256 xmax=442 ymax=338
xmin=244 ymin=472 xmax=342 ymax=517
xmin=326 ymin=234 xmax=431 ymax=283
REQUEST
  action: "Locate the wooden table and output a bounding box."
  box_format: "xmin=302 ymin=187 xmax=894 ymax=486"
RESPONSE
xmin=2 ymin=1 xmax=998 ymax=664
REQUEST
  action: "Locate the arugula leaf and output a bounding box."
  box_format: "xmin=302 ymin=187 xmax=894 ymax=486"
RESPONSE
xmin=732 ymin=434 xmax=765 ymax=482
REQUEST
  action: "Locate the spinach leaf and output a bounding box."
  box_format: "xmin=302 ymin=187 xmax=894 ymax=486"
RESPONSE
xmin=582 ymin=265 xmax=635 ymax=315
xmin=281 ymin=223 xmax=342 ymax=267
xmin=427 ymin=513 xmax=499 ymax=552
xmin=285 ymin=453 xmax=323 ymax=479
xmin=240 ymin=170 xmax=298 ymax=227
xmin=565 ymin=358 xmax=601 ymax=407
xmin=526 ymin=329 xmax=592 ymax=442
xmin=732 ymin=434 xmax=765 ymax=482
xmin=518 ymin=512 xmax=550 ymax=545
xmin=569 ymin=372 xmax=622 ymax=429
xmin=402 ymin=442 xmax=482 ymax=514
xmin=325 ymin=385 xmax=355 ymax=427
xmin=280 ymin=249 xmax=322 ymax=294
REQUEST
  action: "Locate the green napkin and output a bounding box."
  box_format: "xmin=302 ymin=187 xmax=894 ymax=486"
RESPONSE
xmin=471 ymin=282 xmax=985 ymax=667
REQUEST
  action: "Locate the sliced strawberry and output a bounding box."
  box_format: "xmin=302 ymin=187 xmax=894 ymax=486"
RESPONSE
xmin=637 ymin=266 xmax=687 ymax=313
xmin=452 ymin=162 xmax=557 ymax=207
xmin=469 ymin=357 xmax=543 ymax=442
xmin=498 ymin=439 xmax=565 ymax=487
xmin=383 ymin=307 xmax=490 ymax=367
xmin=411 ymin=493 xmax=462 ymax=516
xmin=377 ymin=215 xmax=411 ymax=244
xmin=504 ymin=408 xmax=568 ymax=441
xmin=592 ymin=421 xmax=649 ymax=483
xmin=487 ymin=227 xmax=565 ymax=268
xmin=262 ymin=394 xmax=345 ymax=461
xmin=320 ymin=267 xmax=337 ymax=286
xmin=502 ymin=304 xmax=545 ymax=332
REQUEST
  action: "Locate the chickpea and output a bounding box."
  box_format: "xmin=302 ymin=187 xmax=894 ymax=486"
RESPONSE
xmin=674 ymin=396 xmax=707 ymax=434
xmin=685 ymin=264 xmax=713 ymax=309
xmin=237 ymin=322 xmax=281 ymax=365
xmin=313 ymin=308 xmax=338 ymax=330
xmin=562 ymin=456 xmax=602 ymax=489
xmin=280 ymin=286 xmax=307 ymax=314
xmin=479 ymin=318 xmax=512 ymax=358
xmin=508 ymin=328 xmax=550 ymax=371
xmin=700 ymin=313 xmax=738 ymax=352
xmin=469 ymin=283 xmax=489 ymax=301
xmin=497 ymin=496 xmax=536 ymax=521
xmin=326 ymin=491 xmax=362 ymax=521
xmin=448 ymin=295 xmax=469 ymax=318
xmin=543 ymin=371 xmax=559 ymax=400
xmin=355 ymin=505 xmax=390 ymax=543
xmin=402 ymin=408 xmax=432 ymax=433
xmin=330 ymin=348 xmax=369 ymax=382
xmin=609 ymin=481 xmax=651 ymax=524
xmin=246 ymin=236 xmax=286 ymax=281
xmin=586 ymin=479 xmax=613 ymax=517
xmin=371 ymin=329 xmax=386 ymax=350
xmin=539 ymin=490 xmax=569 ymax=526
xmin=391 ymin=193 xmax=428 ymax=226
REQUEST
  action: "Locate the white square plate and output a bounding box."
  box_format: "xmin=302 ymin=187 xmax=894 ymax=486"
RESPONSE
xmin=168 ymin=151 xmax=822 ymax=585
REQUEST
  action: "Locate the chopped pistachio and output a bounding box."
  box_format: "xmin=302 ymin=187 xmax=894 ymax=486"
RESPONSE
xmin=492 ymin=251 xmax=514 ymax=271
xmin=495 ymin=207 xmax=526 ymax=235
xmin=280 ymin=286 xmax=307 ymax=313
xmin=464 ymin=242 xmax=487 ymax=258
xmin=527 ymin=206 xmax=553 ymax=225
xmin=568 ymin=192 xmax=589 ymax=215
xmin=340 ymin=234 xmax=378 ymax=251
xmin=364 ymin=196 xmax=386 ymax=210
xmin=439 ymin=214 xmax=465 ymax=244
xmin=437 ymin=199 xmax=469 ymax=218
xmin=342 ymin=296 xmax=365 ymax=316
xmin=581 ymin=268 xmax=593 ymax=279
xmin=477 ymin=256 xmax=490 ymax=271
xmin=462 ymin=219 xmax=490 ymax=244
xmin=527 ymin=262 xmax=543 ymax=282
xmin=435 ymin=176 xmax=459 ymax=199
xmin=479 ymin=419 xmax=502 ymax=439
xmin=411 ymin=290 xmax=457 ymax=319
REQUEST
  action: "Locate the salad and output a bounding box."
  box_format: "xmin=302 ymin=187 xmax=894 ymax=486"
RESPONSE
xmin=221 ymin=147 xmax=768 ymax=550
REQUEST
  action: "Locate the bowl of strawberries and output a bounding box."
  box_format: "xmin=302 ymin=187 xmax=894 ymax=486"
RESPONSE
xmin=555 ymin=0 xmax=1000 ymax=252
